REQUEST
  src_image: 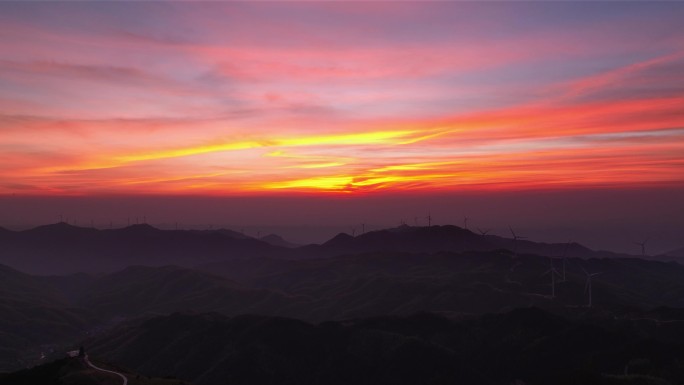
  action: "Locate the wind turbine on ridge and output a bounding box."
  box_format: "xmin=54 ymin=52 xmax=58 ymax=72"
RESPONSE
xmin=560 ymin=240 xmax=572 ymax=282
xmin=477 ymin=228 xmax=491 ymax=236
xmin=509 ymin=226 xmax=527 ymax=256
xmin=542 ymin=257 xmax=562 ymax=298
xmin=581 ymin=266 xmax=601 ymax=308
xmin=634 ymin=238 xmax=649 ymax=257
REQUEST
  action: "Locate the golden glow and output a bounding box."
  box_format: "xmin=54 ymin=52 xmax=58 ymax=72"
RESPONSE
xmin=115 ymin=130 xmax=417 ymax=164
xmin=287 ymin=162 xmax=346 ymax=169
xmin=114 ymin=141 xmax=261 ymax=163
xmin=264 ymin=176 xmax=355 ymax=190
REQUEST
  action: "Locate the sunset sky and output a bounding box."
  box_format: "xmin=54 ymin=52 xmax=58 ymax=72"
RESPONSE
xmin=1 ymin=2 xmax=683 ymax=251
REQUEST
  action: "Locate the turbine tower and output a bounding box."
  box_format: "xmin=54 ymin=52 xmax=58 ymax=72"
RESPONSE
xmin=560 ymin=240 xmax=572 ymax=282
xmin=581 ymin=266 xmax=601 ymax=308
xmin=427 ymin=213 xmax=432 ymax=227
xmin=634 ymin=239 xmax=649 ymax=257
xmin=463 ymin=216 xmax=469 ymax=230
xmin=542 ymin=257 xmax=561 ymax=298
xmin=509 ymin=226 xmax=527 ymax=256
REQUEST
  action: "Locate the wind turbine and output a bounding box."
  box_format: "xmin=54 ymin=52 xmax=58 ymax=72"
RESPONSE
xmin=509 ymin=226 xmax=527 ymax=255
xmin=463 ymin=216 xmax=469 ymax=230
xmin=542 ymin=257 xmax=562 ymax=298
xmin=361 ymin=223 xmax=366 ymax=234
xmin=560 ymin=240 xmax=572 ymax=282
xmin=581 ymin=266 xmax=601 ymax=308
xmin=634 ymin=238 xmax=649 ymax=257
xmin=426 ymin=213 xmax=432 ymax=227
xmin=350 ymin=227 xmax=356 ymax=237
xmin=477 ymin=228 xmax=491 ymax=236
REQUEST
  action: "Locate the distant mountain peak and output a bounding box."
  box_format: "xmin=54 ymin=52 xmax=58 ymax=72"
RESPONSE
xmin=323 ymin=232 xmax=354 ymax=246
xmin=259 ymin=233 xmax=299 ymax=248
xmin=27 ymin=221 xmax=95 ymax=234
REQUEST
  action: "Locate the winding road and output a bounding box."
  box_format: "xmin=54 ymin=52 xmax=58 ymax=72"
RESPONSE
xmin=84 ymin=355 xmax=128 ymax=385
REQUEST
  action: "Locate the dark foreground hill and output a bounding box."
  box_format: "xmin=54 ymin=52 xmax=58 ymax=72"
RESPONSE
xmin=86 ymin=309 xmax=684 ymax=385
xmin=0 ymin=356 xmax=189 ymax=385
xmin=5 ymin=249 xmax=684 ymax=371
xmin=0 ymin=264 xmax=95 ymax=371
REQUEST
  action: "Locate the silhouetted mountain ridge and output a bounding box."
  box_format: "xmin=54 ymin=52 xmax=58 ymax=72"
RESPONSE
xmin=259 ymin=233 xmax=299 ymax=248
xmin=313 ymin=225 xmax=604 ymax=260
xmin=0 ymin=223 xmax=296 ymax=274
xmin=0 ymin=223 xmax=655 ymax=275
xmin=663 ymin=246 xmax=684 ymax=258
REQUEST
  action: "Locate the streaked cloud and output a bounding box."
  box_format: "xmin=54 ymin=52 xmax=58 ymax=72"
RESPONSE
xmin=1 ymin=2 xmax=683 ymax=195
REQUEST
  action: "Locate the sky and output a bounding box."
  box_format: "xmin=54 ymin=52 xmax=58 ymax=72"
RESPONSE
xmin=1 ymin=2 xmax=683 ymax=252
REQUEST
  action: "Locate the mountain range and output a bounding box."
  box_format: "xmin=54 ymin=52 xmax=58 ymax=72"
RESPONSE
xmin=2 ymin=223 xmax=684 ymax=382
xmin=0 ymin=223 xmax=670 ymax=275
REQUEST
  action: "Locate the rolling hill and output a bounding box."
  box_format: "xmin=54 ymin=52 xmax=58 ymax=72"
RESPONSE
xmin=85 ymin=309 xmax=684 ymax=385
xmin=200 ymin=250 xmax=684 ymax=318
xmin=0 ymin=264 xmax=93 ymax=371
xmin=304 ymin=225 xmax=632 ymax=260
xmin=0 ymin=223 xmax=294 ymax=274
xmin=0 ymin=356 xmax=189 ymax=385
